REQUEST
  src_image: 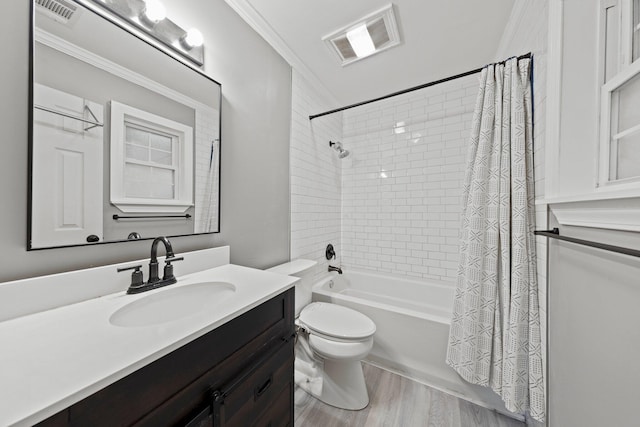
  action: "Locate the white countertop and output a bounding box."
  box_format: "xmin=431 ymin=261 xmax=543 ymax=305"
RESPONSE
xmin=0 ymin=264 xmax=297 ymax=426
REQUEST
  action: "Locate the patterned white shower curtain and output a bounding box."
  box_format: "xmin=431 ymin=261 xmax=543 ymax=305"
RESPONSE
xmin=445 ymin=58 xmax=545 ymax=421
xmin=198 ymin=139 xmax=220 ymax=233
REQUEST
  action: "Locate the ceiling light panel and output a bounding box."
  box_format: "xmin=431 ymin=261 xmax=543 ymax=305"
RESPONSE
xmin=346 ymin=24 xmax=376 ymax=58
xmin=322 ymin=4 xmax=401 ymax=66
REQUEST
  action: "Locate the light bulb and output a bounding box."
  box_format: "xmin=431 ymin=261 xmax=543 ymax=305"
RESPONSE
xmin=183 ymin=28 xmax=204 ymax=48
xmin=143 ymin=0 xmax=166 ymax=23
xmin=346 ymin=24 xmax=375 ymax=58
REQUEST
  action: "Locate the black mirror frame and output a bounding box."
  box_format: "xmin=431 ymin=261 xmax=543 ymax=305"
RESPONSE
xmin=27 ymin=0 xmax=222 ymax=251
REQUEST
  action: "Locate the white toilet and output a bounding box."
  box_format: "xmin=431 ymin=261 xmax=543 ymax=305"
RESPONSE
xmin=267 ymin=259 xmax=376 ymax=410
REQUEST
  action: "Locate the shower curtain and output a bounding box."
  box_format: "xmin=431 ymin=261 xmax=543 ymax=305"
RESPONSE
xmin=198 ymin=139 xmax=220 ymax=233
xmin=445 ymin=57 xmax=545 ymax=421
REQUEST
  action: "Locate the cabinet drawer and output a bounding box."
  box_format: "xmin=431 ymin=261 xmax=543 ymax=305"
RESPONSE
xmin=218 ymin=339 xmax=293 ymax=427
xmin=252 ymin=382 xmax=292 ymax=427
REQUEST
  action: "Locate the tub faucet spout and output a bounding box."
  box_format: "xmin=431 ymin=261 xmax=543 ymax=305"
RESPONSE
xmin=328 ymin=265 xmax=343 ymax=274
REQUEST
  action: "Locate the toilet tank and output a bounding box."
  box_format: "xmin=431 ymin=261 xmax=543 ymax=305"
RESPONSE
xmin=267 ymin=259 xmax=317 ymax=316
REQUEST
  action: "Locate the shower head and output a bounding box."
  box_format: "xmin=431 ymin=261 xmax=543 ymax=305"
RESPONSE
xmin=329 ymin=140 xmax=350 ymax=159
xmin=329 ymin=140 xmax=342 ymax=149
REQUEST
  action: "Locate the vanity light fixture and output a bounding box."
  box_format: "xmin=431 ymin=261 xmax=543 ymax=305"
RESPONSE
xmin=86 ymin=0 xmax=205 ymax=66
xmin=141 ymin=0 xmax=166 ymax=23
xmin=181 ymin=28 xmax=204 ymax=49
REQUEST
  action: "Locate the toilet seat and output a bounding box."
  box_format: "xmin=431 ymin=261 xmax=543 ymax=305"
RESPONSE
xmin=299 ymin=302 xmax=376 ymax=341
xmin=268 ymin=260 xmax=374 ymax=410
xmin=308 ymin=333 xmax=373 ymax=361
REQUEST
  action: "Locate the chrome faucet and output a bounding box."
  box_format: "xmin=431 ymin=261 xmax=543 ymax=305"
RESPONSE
xmin=117 ymin=236 xmax=184 ymax=294
xmin=328 ymin=265 xmax=343 ymax=274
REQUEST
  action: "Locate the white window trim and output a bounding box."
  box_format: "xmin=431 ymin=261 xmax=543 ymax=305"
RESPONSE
xmin=598 ymin=0 xmax=636 ymax=72
xmin=598 ymin=0 xmax=621 ymax=87
xmin=595 ymin=0 xmax=640 ymax=195
xmin=110 ymin=101 xmax=194 ymax=213
xmin=597 ymin=56 xmax=640 ymax=193
xmin=620 ymin=0 xmax=635 ymax=67
xmin=544 ymin=0 xmax=640 ymax=233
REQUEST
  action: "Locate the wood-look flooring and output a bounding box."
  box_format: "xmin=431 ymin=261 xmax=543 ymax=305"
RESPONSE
xmin=294 ymin=363 xmax=524 ymax=427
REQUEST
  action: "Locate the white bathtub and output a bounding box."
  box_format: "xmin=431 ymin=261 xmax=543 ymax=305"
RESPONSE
xmin=312 ymin=268 xmax=512 ymax=414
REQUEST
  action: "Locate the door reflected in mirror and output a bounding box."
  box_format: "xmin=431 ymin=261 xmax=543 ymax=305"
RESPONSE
xmin=29 ymin=0 xmax=221 ymax=249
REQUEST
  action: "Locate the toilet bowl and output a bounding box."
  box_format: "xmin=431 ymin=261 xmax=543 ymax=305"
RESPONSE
xmin=267 ymin=260 xmax=376 ymax=410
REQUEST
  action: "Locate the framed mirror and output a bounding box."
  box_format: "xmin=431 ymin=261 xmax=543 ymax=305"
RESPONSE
xmin=29 ymin=0 xmax=221 ymax=250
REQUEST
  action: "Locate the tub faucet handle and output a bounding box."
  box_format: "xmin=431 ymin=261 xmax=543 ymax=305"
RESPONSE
xmin=326 ymin=244 xmax=336 ymax=260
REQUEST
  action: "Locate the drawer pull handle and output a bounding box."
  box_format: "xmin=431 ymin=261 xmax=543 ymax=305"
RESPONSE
xmin=255 ymin=375 xmax=273 ymax=400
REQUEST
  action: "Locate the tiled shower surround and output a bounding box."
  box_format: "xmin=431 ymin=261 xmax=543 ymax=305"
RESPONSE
xmin=290 ymin=70 xmax=342 ymax=283
xmin=341 ymin=75 xmax=478 ymax=283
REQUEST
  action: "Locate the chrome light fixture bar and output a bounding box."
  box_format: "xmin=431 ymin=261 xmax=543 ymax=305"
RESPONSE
xmin=86 ymin=0 xmax=204 ymax=66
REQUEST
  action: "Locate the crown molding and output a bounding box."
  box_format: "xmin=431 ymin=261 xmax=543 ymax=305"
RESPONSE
xmin=223 ymin=0 xmax=339 ymax=108
xmin=494 ymin=0 xmax=529 ymax=60
xmin=35 ymin=28 xmax=214 ymax=111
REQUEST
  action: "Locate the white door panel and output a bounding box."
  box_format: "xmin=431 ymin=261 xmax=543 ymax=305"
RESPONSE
xmin=31 ymin=84 xmax=104 ymax=248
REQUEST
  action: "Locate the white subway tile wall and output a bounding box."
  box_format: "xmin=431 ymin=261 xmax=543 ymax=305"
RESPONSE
xmin=341 ymin=75 xmax=479 ymax=284
xmin=290 ymin=70 xmax=343 ymax=283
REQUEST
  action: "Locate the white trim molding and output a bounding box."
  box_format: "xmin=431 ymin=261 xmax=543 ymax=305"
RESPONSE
xmin=494 ymin=0 xmax=529 ymax=60
xmin=34 ymin=28 xmax=213 ymax=112
xmin=223 ymin=0 xmax=339 ymax=108
xmin=545 ymin=0 xmax=564 ymax=200
xmin=550 ymin=196 xmax=640 ymax=232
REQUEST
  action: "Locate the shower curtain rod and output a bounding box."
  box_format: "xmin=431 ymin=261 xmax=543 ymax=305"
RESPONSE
xmin=309 ymin=52 xmax=532 ymax=120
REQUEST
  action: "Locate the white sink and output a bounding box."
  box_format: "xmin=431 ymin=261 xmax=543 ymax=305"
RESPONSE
xmin=109 ymin=282 xmax=236 ymax=327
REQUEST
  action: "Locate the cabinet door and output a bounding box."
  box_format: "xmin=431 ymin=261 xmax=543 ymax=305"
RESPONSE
xmin=253 ymin=383 xmax=293 ymax=427
xmin=214 ymin=339 xmax=294 ymax=427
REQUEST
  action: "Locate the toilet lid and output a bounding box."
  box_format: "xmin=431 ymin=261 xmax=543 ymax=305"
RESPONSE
xmin=299 ymin=302 xmax=376 ymax=340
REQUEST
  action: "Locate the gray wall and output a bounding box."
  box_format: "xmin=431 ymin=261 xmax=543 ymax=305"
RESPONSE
xmin=547 ymin=215 xmax=640 ymax=426
xmin=0 ymin=0 xmax=291 ymax=282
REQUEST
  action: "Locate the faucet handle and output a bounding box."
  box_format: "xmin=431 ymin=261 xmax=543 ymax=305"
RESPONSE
xmin=325 ymin=244 xmax=336 ymax=260
xmin=117 ymin=264 xmax=143 ymax=273
xmin=117 ymin=264 xmax=144 ymax=287
xmin=163 ymin=256 xmax=184 ymax=282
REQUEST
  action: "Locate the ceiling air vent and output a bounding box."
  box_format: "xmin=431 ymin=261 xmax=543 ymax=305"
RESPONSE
xmin=35 ymin=0 xmax=79 ymax=25
xmin=323 ymin=4 xmax=401 ymax=66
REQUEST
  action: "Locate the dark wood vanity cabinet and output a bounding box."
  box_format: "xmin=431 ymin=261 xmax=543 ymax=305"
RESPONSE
xmin=37 ymin=288 xmax=295 ymax=427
